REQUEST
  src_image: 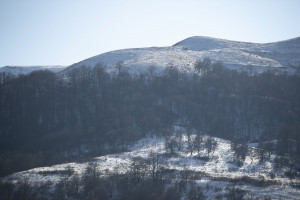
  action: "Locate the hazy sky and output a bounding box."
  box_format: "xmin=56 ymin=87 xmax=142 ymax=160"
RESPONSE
xmin=1 ymin=0 xmax=300 ymax=66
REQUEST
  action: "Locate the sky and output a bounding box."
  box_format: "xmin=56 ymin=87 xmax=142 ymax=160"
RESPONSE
xmin=0 ymin=0 xmax=300 ymax=67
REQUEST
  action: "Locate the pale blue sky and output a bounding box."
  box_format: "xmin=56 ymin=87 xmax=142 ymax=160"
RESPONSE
xmin=1 ymin=0 xmax=300 ymax=66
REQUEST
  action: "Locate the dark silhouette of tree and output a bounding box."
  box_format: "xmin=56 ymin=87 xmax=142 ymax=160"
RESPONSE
xmin=204 ymin=137 xmax=218 ymax=158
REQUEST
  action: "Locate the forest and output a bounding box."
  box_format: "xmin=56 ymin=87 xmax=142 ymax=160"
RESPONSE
xmin=0 ymin=60 xmax=299 ymax=180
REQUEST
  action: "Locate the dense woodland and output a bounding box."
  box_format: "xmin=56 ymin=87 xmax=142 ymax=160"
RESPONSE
xmin=0 ymin=60 xmax=300 ymax=179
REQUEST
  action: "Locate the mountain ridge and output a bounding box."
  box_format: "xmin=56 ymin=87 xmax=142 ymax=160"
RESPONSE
xmin=0 ymin=65 xmax=66 ymax=76
xmin=1 ymin=36 xmax=300 ymax=76
xmin=62 ymin=36 xmax=300 ymax=76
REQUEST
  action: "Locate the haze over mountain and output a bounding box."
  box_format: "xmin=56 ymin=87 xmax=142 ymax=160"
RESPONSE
xmin=0 ymin=65 xmax=66 ymax=76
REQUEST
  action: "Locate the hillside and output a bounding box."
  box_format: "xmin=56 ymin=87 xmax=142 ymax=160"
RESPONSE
xmin=4 ymin=132 xmax=300 ymax=199
xmin=2 ymin=37 xmax=299 ymax=77
xmin=61 ymin=36 xmax=300 ymax=75
xmin=175 ymin=36 xmax=300 ymax=69
xmin=0 ymin=37 xmax=300 ymax=199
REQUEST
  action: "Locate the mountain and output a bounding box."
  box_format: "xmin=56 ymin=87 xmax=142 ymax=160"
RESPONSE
xmin=0 ymin=65 xmax=66 ymax=76
xmin=3 ymin=37 xmax=299 ymax=77
xmin=1 ymin=37 xmax=300 ymax=199
xmin=61 ymin=36 xmax=300 ymax=75
xmin=175 ymin=36 xmax=300 ymax=69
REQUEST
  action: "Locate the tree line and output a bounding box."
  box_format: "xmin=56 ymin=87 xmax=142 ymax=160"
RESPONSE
xmin=0 ymin=60 xmax=299 ymax=177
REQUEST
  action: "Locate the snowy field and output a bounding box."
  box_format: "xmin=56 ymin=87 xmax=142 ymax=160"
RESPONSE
xmin=4 ymin=130 xmax=300 ymax=199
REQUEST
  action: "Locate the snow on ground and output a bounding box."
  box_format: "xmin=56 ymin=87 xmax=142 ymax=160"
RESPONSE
xmin=4 ymin=136 xmax=165 ymax=185
xmin=175 ymin=36 xmax=300 ymax=68
xmin=193 ymin=178 xmax=300 ymax=200
xmin=4 ymin=132 xmax=300 ymax=199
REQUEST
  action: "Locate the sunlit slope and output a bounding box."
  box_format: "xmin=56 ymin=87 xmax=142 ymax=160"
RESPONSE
xmin=61 ymin=36 xmax=300 ymax=75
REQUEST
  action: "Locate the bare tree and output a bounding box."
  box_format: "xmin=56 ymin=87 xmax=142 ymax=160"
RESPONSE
xmin=204 ymin=137 xmax=218 ymax=158
xmin=187 ymin=137 xmax=195 ymax=156
xmin=258 ymin=142 xmax=267 ymax=163
xmin=165 ymin=136 xmax=177 ymax=154
xmin=264 ymin=141 xmax=275 ymax=159
xmin=130 ymin=157 xmax=148 ymax=183
xmin=174 ymin=132 xmax=183 ymax=151
xmin=66 ymin=175 xmax=80 ymax=198
xmin=194 ymin=57 xmax=212 ymax=74
xmin=148 ymin=152 xmax=164 ymax=181
xmin=194 ymin=134 xmax=204 ymax=156
xmin=232 ymin=142 xmax=248 ymax=166
xmin=82 ymin=162 xmax=101 ymax=191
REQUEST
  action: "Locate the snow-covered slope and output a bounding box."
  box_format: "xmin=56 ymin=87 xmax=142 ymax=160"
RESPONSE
xmin=175 ymin=36 xmax=300 ymax=69
xmin=61 ymin=36 xmax=300 ymax=75
xmin=4 ymin=132 xmax=300 ymax=199
xmin=0 ymin=66 xmax=66 ymax=76
xmin=3 ymin=37 xmax=299 ymax=77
